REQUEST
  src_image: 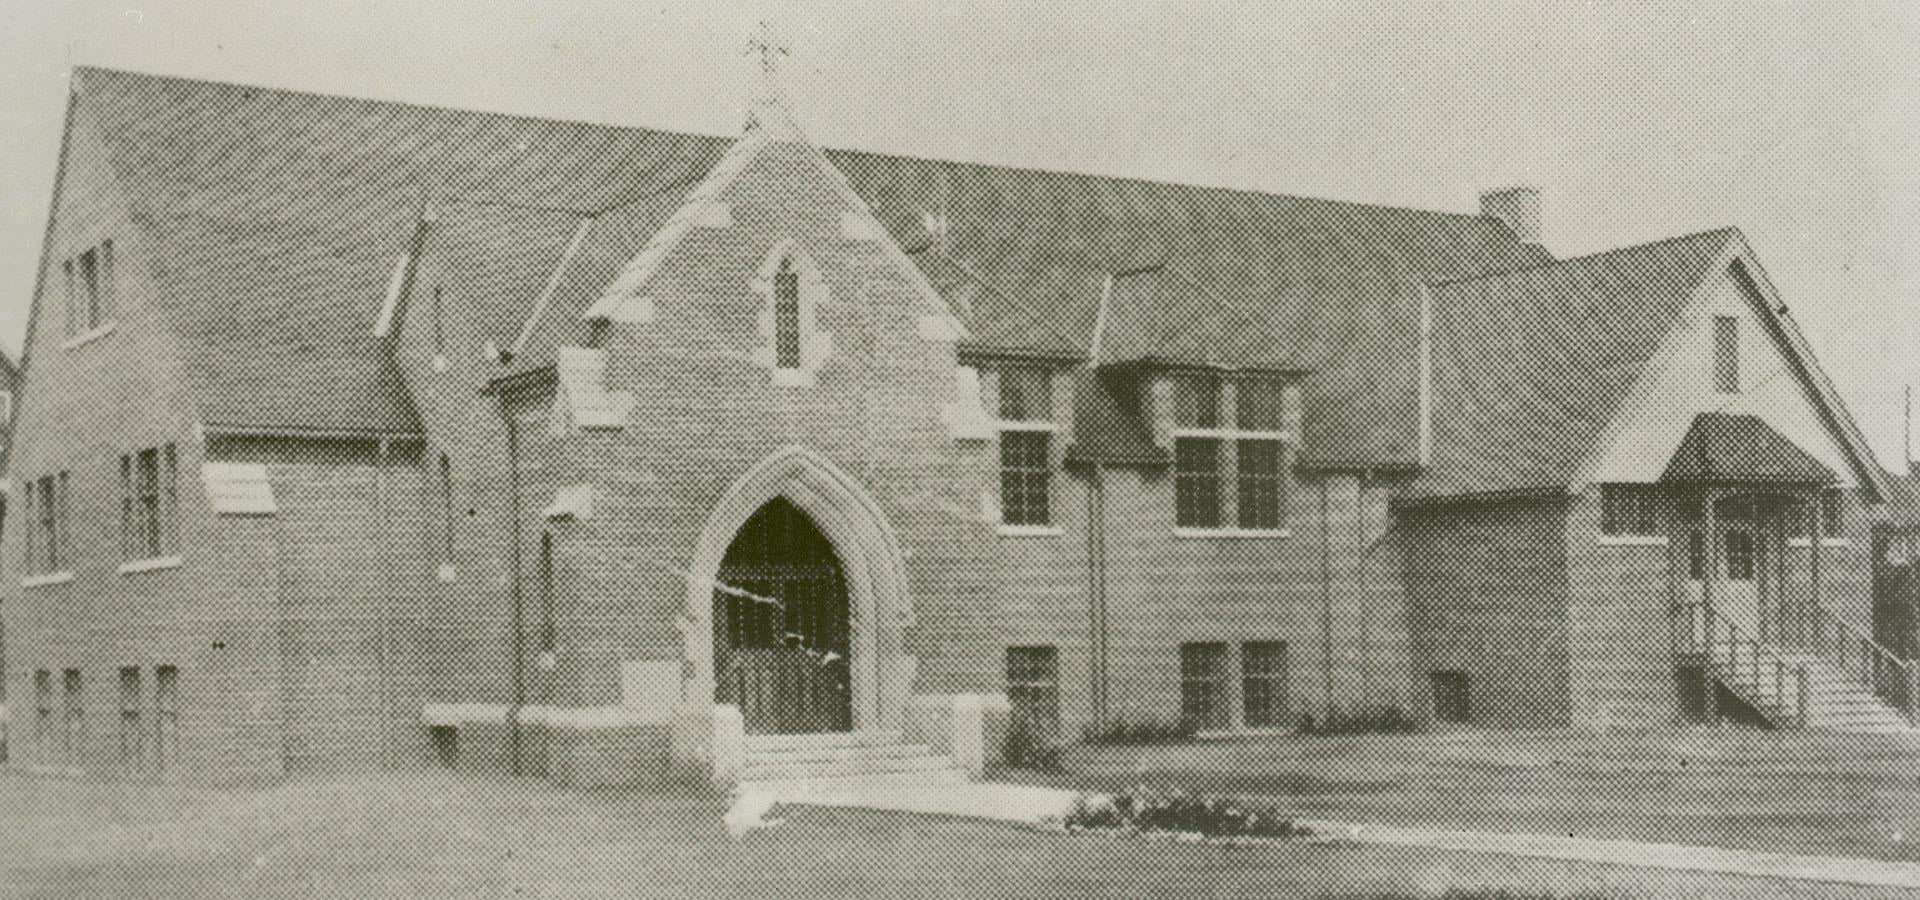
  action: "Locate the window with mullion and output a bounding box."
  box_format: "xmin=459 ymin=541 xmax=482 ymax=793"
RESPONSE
xmin=1172 ymin=373 xmax=1220 ymax=429
xmin=1235 ymin=439 xmax=1283 ymax=530
xmin=1005 ymin=646 xmax=1060 ymax=739
xmin=1179 ymin=642 xmax=1229 ymax=731
xmin=1174 ymin=437 xmax=1222 ymax=528
xmin=999 ymin=431 xmax=1052 ymax=526
xmin=1241 ymin=641 xmax=1288 ymax=728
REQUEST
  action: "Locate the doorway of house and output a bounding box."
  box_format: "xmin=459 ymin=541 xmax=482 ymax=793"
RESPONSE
xmin=711 ymin=498 xmax=853 ymax=734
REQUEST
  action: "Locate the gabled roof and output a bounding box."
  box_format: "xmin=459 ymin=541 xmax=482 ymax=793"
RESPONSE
xmin=1660 ymin=412 xmax=1838 ymax=485
xmin=60 ymin=66 xmax=1557 ymax=462
xmin=72 ymin=66 xmax=724 ymax=435
xmin=1406 ymin=229 xmax=1737 ymax=501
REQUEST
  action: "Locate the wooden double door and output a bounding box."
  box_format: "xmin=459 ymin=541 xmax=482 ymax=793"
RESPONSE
xmin=712 ymin=499 xmax=853 ymax=735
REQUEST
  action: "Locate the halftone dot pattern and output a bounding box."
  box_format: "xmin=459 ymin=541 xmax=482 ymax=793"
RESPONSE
xmin=2 ymin=59 xmax=1918 ymax=900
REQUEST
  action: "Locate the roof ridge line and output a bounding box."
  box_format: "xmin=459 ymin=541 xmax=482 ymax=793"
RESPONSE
xmin=1427 ymin=227 xmax=1737 ymax=290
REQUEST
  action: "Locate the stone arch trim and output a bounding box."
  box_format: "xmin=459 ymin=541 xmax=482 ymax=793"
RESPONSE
xmin=684 ymin=445 xmax=911 ymax=731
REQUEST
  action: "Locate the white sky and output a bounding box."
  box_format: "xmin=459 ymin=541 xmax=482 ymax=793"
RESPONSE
xmin=2 ymin=0 xmax=1917 ymax=467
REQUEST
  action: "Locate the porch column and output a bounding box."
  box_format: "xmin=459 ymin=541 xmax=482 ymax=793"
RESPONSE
xmin=1702 ymin=488 xmax=1720 ymax=722
xmin=1809 ymin=490 xmax=1826 ymax=647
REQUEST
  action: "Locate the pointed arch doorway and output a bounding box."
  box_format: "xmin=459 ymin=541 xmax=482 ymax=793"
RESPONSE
xmin=712 ymin=498 xmax=853 ymax=734
xmin=683 ymin=446 xmax=912 ymax=737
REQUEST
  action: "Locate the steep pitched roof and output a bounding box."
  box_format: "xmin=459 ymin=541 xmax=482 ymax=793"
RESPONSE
xmin=65 ymin=66 xmax=1548 ymax=462
xmin=1406 ymin=229 xmax=1737 ymax=501
xmin=73 ymin=66 xmax=724 ymax=435
xmin=1660 ymin=412 xmax=1838 ymax=485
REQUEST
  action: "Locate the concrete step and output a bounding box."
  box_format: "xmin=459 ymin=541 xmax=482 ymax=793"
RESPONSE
xmin=744 ymin=766 xmax=971 ymax=793
xmin=743 ymin=730 xmax=902 ymax=754
xmin=740 ymin=751 xmax=959 ymax=783
xmin=744 ymin=742 xmax=935 ymax=766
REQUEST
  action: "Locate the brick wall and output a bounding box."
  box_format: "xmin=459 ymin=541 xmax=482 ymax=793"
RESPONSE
xmin=1402 ymin=496 xmax=1574 ymax=727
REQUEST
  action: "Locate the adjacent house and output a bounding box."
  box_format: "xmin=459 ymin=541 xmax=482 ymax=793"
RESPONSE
xmin=3 ymin=66 xmax=1913 ymax=786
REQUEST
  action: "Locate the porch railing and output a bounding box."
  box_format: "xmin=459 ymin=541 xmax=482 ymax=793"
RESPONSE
xmin=1801 ymin=602 xmax=1920 ymax=726
xmin=1674 ymin=600 xmax=1808 ymax=728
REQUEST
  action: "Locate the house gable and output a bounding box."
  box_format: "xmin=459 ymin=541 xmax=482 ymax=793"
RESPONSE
xmin=1579 ymin=242 xmax=1868 ymax=493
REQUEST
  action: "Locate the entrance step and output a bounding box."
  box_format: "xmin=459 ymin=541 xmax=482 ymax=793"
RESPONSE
xmin=739 ymin=729 xmax=968 ymax=787
xmin=744 ymin=766 xmax=972 ymax=794
xmin=741 ymin=751 xmax=960 ymax=783
xmin=743 ymin=730 xmax=902 ymax=754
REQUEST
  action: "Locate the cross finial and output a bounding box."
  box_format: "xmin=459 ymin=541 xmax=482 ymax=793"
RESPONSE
xmin=743 ymin=20 xmax=802 ymax=140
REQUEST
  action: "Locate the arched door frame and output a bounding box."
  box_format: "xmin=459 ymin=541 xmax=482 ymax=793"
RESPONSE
xmin=683 ymin=445 xmax=912 ymax=732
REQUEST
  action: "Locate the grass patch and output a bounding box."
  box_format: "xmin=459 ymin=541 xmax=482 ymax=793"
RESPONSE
xmin=1297 ymin=705 xmax=1417 ymax=736
xmin=1062 ymin=788 xmax=1313 ymax=840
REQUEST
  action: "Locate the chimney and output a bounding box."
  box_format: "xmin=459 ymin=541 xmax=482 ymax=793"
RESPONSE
xmin=1479 ymin=186 xmax=1543 ymax=246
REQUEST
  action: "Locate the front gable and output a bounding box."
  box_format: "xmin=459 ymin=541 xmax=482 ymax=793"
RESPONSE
xmin=1580 ymin=244 xmax=1872 ymax=493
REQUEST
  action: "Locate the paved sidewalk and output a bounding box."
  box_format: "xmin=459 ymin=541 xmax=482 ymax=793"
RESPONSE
xmin=754 ymin=779 xmax=1920 ymax=892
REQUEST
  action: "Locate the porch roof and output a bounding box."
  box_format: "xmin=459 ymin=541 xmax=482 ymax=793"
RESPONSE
xmin=1659 ymin=412 xmax=1838 ymax=486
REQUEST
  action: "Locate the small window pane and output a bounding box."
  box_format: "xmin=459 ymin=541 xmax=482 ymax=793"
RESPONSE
xmin=1242 ymin=641 xmax=1288 ymax=728
xmin=999 ymin=432 xmax=1051 ymax=526
xmin=1006 ymin=646 xmax=1059 ymax=739
xmin=1235 ymin=378 xmax=1284 ymax=431
xmin=1600 ymin=485 xmax=1660 ymax=537
xmin=1236 ymin=440 xmax=1283 ymax=530
xmin=1174 ymin=437 xmax=1221 ymax=528
xmin=1180 ymin=643 xmax=1229 ymax=731
xmin=1172 ymin=374 xmax=1220 ymax=429
xmin=997 ymin=367 xmax=1053 ymax=422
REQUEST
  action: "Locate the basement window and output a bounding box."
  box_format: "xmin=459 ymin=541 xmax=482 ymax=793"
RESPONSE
xmin=1005 ymin=646 xmax=1060 ymax=740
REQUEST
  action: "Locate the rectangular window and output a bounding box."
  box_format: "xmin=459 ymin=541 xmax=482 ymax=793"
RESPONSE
xmin=1005 ymin=646 xmax=1060 ymax=739
xmin=1822 ymin=489 xmax=1842 ymax=538
xmin=79 ymin=247 xmax=101 ymax=330
xmin=1235 ymin=440 xmax=1284 ymax=530
xmin=1431 ymin=671 xmax=1470 ymax=724
xmin=1688 ymin=531 xmax=1706 ymax=581
xmin=1234 ymin=377 xmax=1284 ymax=432
xmin=1179 ymin=642 xmax=1229 ymax=731
xmin=120 ymin=446 xmax=179 ymax=560
xmin=118 ymin=667 xmax=144 ymax=770
xmin=29 ymin=474 xmax=66 ymax=575
xmin=997 ymin=367 xmax=1053 ymax=422
xmin=1599 ymin=484 xmax=1660 ymax=537
xmin=1241 ymin=641 xmax=1288 ymax=728
xmin=62 ymin=260 xmax=78 ymax=337
xmin=98 ymin=239 xmax=116 ymax=322
xmin=1712 ymin=315 xmax=1739 ymax=394
xmin=34 ymin=670 xmax=53 ymax=745
xmin=997 ymin=366 xmax=1055 ymax=528
xmin=61 ymin=669 xmax=83 ymax=760
xmin=999 ymin=432 xmax=1052 ymax=526
xmin=154 ymin=666 xmax=180 ymax=772
xmin=1174 ymin=437 xmax=1222 ymax=528
xmin=1172 ymin=373 xmax=1220 ymax=429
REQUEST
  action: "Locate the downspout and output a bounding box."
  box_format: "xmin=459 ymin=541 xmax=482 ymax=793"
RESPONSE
xmin=1087 ymin=463 xmax=1107 ymax=731
xmin=1320 ymin=477 xmax=1334 ymax=717
xmin=502 ymin=400 xmax=527 ymax=775
xmin=376 ymin=437 xmax=394 ymax=770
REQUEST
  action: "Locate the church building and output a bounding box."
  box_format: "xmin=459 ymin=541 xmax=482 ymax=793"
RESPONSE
xmin=2 ymin=65 xmax=1913 ymax=786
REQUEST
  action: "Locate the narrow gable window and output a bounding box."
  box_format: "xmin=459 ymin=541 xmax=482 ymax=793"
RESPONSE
xmin=28 ymin=473 xmax=67 ymax=575
xmin=1712 ymin=315 xmax=1739 ymax=394
xmin=60 ymin=239 xmax=116 ymax=340
xmin=773 ymin=256 xmax=801 ymax=370
xmin=997 ymin=366 xmax=1055 ymax=528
